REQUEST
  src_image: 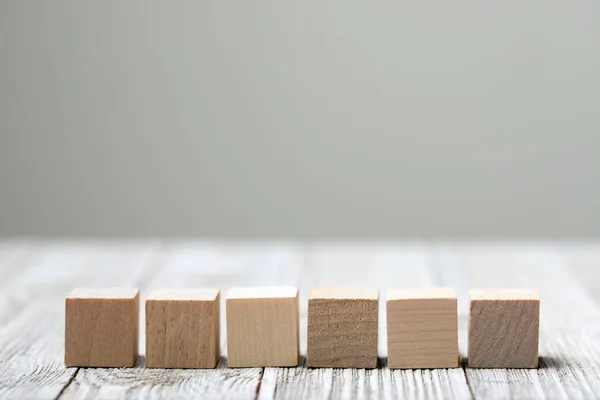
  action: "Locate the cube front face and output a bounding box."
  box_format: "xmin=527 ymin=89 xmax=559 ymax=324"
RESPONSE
xmin=307 ymin=297 xmax=378 ymax=368
xmin=468 ymin=295 xmax=540 ymax=368
xmin=226 ymin=293 xmax=299 ymax=367
xmin=65 ymin=292 xmax=139 ymax=367
xmin=146 ymin=294 xmax=220 ymax=369
xmin=387 ymin=297 xmax=458 ymax=369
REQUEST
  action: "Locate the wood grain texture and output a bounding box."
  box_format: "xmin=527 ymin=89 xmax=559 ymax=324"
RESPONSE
xmin=468 ymin=288 xmax=539 ymax=369
xmin=434 ymin=244 xmax=600 ymax=399
xmin=65 ymin=288 xmax=140 ymax=367
xmin=306 ymin=287 xmax=379 ymax=368
xmin=226 ymin=286 xmax=299 ymax=367
xmin=0 ymin=241 xmax=34 ymax=325
xmin=0 ymin=242 xmax=159 ymax=399
xmin=61 ymin=243 xmax=272 ymax=399
xmin=258 ymin=244 xmax=472 ymax=400
xmin=2 ymin=241 xmax=600 ymax=399
xmin=62 ymin=357 xmax=263 ymax=400
xmin=387 ymin=287 xmax=458 ymax=369
xmin=145 ymin=288 xmax=220 ymax=369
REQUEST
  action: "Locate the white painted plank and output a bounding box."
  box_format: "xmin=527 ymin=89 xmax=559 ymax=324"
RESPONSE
xmin=0 ymin=240 xmax=31 ymax=288
xmin=434 ymin=243 xmax=600 ymax=400
xmin=4 ymin=241 xmax=598 ymax=399
xmin=60 ymin=358 xmax=262 ymax=400
xmin=560 ymin=243 xmax=600 ymax=303
xmin=258 ymin=243 xmax=472 ymax=400
xmin=0 ymin=239 xmax=28 ymax=264
xmin=62 ymin=242 xmax=303 ymax=400
xmin=0 ymin=243 xmax=160 ymax=399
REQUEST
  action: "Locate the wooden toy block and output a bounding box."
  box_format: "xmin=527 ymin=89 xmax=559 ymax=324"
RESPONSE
xmin=387 ymin=287 xmax=458 ymax=369
xmin=65 ymin=287 xmax=139 ymax=367
xmin=146 ymin=288 xmax=220 ymax=369
xmin=307 ymin=287 xmax=379 ymax=368
xmin=226 ymin=287 xmax=299 ymax=367
xmin=468 ymin=288 xmax=540 ymax=368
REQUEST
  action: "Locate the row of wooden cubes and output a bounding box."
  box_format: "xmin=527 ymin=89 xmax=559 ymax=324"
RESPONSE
xmin=65 ymin=287 xmax=539 ymax=369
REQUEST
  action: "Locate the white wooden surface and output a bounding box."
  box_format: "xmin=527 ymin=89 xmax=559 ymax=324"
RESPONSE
xmin=0 ymin=240 xmax=598 ymax=399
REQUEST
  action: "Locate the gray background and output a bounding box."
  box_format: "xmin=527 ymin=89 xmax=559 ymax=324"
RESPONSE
xmin=1 ymin=0 xmax=599 ymax=238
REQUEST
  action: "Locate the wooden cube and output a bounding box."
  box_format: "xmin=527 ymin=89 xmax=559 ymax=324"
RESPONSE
xmin=307 ymin=287 xmax=379 ymax=368
xmin=468 ymin=288 xmax=540 ymax=368
xmin=387 ymin=287 xmax=458 ymax=369
xmin=65 ymin=287 xmax=139 ymax=367
xmin=226 ymin=287 xmax=299 ymax=367
xmin=146 ymin=288 xmax=220 ymax=369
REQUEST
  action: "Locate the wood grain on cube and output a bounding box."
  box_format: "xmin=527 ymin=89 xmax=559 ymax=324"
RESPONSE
xmin=307 ymin=287 xmax=378 ymax=368
xmin=468 ymin=288 xmax=540 ymax=368
xmin=146 ymin=288 xmax=220 ymax=369
xmin=65 ymin=287 xmax=139 ymax=367
xmin=226 ymin=287 xmax=299 ymax=368
xmin=387 ymin=287 xmax=458 ymax=369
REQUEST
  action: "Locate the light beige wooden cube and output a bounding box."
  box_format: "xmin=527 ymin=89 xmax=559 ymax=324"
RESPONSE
xmin=146 ymin=288 xmax=220 ymax=369
xmin=307 ymin=287 xmax=379 ymax=368
xmin=468 ymin=288 xmax=540 ymax=368
xmin=226 ymin=287 xmax=299 ymax=367
xmin=65 ymin=287 xmax=139 ymax=367
xmin=387 ymin=288 xmax=458 ymax=369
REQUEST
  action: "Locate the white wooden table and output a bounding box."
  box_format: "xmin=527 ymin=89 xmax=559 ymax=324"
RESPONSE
xmin=1 ymin=240 xmax=599 ymax=399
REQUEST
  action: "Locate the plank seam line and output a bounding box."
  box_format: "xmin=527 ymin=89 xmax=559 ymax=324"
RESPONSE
xmin=54 ymin=368 xmax=79 ymax=400
xmin=254 ymin=367 xmax=265 ymax=400
xmin=460 ymin=358 xmax=475 ymax=400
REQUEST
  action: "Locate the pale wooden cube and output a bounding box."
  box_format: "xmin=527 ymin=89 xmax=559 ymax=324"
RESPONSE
xmin=387 ymin=287 xmax=458 ymax=369
xmin=65 ymin=287 xmax=139 ymax=367
xmin=226 ymin=287 xmax=299 ymax=367
xmin=146 ymin=288 xmax=220 ymax=369
xmin=307 ymin=287 xmax=379 ymax=368
xmin=469 ymin=288 xmax=540 ymax=368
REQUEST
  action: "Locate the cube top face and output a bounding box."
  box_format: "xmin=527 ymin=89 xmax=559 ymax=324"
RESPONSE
xmin=387 ymin=291 xmax=458 ymax=369
xmin=227 ymin=286 xmax=298 ymax=300
xmin=388 ymin=287 xmax=456 ymax=301
xmin=65 ymin=289 xmax=139 ymax=367
xmin=470 ymin=288 xmax=539 ymax=301
xmin=226 ymin=288 xmax=299 ymax=368
xmin=307 ymin=289 xmax=379 ymax=368
xmin=147 ymin=288 xmax=219 ymax=301
xmin=309 ymin=286 xmax=378 ymax=300
xmin=146 ymin=289 xmax=220 ymax=369
xmin=68 ymin=287 xmax=139 ymax=300
xmin=469 ymin=289 xmax=540 ymax=368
